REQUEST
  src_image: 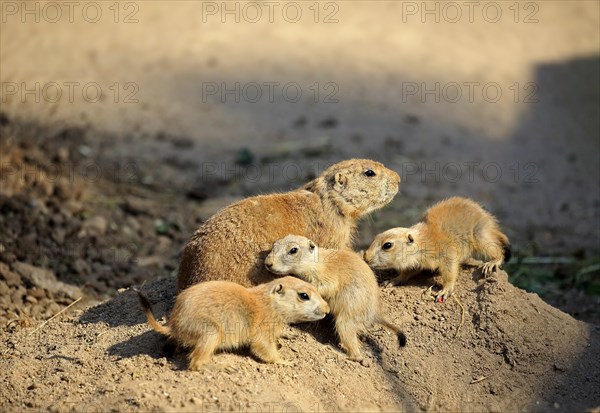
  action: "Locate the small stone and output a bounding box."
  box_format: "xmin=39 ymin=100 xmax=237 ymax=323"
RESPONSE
xmin=13 ymin=262 xmax=82 ymax=300
xmin=51 ymin=228 xmax=66 ymax=245
xmin=122 ymin=226 xmax=136 ymax=238
xmin=77 ymin=145 xmax=92 ymax=157
xmin=63 ymin=200 xmax=84 ymax=214
xmin=154 ymin=219 xmax=168 ymax=235
xmin=156 ymin=236 xmax=172 ymax=252
xmin=0 ymin=252 xmax=17 ymax=264
xmin=81 ymin=216 xmax=108 ymax=236
xmin=125 ymin=216 xmax=141 ymax=231
xmin=73 ymin=258 xmax=91 ymax=275
xmin=122 ymin=196 xmax=153 ymax=216
xmin=11 ymin=288 xmax=25 ymax=304
xmin=0 ymin=282 xmax=10 ymax=297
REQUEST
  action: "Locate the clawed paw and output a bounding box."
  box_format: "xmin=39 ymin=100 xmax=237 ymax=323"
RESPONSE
xmin=434 ymin=288 xmax=452 ymax=303
xmin=422 ymin=285 xmax=452 ymax=303
xmin=481 ymin=262 xmax=500 ymax=276
xmin=422 ymin=285 xmax=436 ymax=300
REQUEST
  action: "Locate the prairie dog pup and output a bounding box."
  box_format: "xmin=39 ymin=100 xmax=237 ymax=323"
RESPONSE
xmin=138 ymin=277 xmax=329 ymax=370
xmin=178 ymin=159 xmax=400 ymax=290
xmin=364 ymin=197 xmax=511 ymax=302
xmin=264 ymin=235 xmax=407 ymax=362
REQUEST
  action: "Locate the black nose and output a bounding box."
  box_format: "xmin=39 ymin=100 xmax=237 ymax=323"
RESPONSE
xmin=265 ymin=262 xmax=272 ymax=268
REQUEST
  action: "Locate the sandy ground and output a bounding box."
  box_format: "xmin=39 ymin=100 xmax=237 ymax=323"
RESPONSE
xmin=2 ymin=268 xmax=599 ymax=413
xmin=1 ymin=1 xmax=599 ymax=412
xmin=0 ymin=107 xmax=599 ymax=413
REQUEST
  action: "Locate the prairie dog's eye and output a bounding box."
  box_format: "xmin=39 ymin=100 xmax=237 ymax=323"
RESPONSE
xmin=364 ymin=169 xmax=376 ymax=177
xmin=289 ymin=247 xmax=298 ymax=255
xmin=298 ymin=292 xmax=310 ymax=301
xmin=382 ymin=242 xmax=393 ymax=251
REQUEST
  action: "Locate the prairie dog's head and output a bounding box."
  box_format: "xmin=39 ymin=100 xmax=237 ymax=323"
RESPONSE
xmin=264 ymin=235 xmax=319 ymax=278
xmin=303 ymin=159 xmax=400 ymax=219
xmin=364 ymin=226 xmax=422 ymax=270
xmin=266 ymin=276 xmax=329 ymax=323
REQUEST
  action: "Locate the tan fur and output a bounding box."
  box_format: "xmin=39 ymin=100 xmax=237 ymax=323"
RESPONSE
xmin=138 ymin=277 xmax=329 ymax=370
xmin=364 ymin=197 xmax=511 ymax=302
xmin=265 ymin=235 xmax=407 ymax=362
xmin=178 ymin=159 xmax=400 ymax=290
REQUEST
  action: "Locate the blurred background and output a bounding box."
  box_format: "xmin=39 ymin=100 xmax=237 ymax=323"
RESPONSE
xmin=1 ymin=1 xmax=599 ymax=322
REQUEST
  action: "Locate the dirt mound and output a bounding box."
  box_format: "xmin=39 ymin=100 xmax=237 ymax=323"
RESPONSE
xmin=1 ymin=268 xmax=598 ymax=412
xmin=0 ymin=119 xmax=599 ymax=412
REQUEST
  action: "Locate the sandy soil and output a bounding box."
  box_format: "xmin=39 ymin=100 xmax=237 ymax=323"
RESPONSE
xmin=1 ymin=1 xmax=599 ymax=412
xmin=0 ymin=116 xmax=599 ymax=412
xmin=2 ymin=266 xmax=599 ymax=412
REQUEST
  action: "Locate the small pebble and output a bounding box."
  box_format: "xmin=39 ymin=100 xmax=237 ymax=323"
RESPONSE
xmin=77 ymin=145 xmax=92 ymax=157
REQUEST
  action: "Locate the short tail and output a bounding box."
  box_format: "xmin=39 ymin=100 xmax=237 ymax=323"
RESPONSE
xmin=137 ymin=291 xmax=171 ymax=336
xmin=377 ymin=317 xmax=407 ymax=347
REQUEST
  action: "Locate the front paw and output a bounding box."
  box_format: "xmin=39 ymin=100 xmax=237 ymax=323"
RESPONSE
xmin=434 ymin=287 xmax=453 ymax=303
xmin=481 ymin=262 xmax=500 ymax=276
xmin=347 ymin=354 xmax=364 ymax=363
xmin=382 ymin=277 xmax=403 ymax=288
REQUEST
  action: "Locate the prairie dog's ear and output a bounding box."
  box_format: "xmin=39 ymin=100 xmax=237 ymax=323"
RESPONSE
xmin=272 ymin=283 xmax=285 ymax=295
xmin=308 ymin=240 xmax=316 ymax=251
xmin=334 ymin=172 xmax=348 ymax=189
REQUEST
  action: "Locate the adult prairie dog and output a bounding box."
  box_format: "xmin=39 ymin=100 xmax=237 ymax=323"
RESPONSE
xmin=264 ymin=235 xmax=407 ymax=362
xmin=364 ymin=197 xmax=511 ymax=302
xmin=178 ymin=159 xmax=400 ymax=290
xmin=138 ymin=276 xmax=329 ymax=370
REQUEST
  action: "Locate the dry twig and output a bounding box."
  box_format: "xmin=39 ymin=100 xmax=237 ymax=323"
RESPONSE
xmin=452 ymin=294 xmax=465 ymax=339
xmin=28 ymin=297 xmax=82 ymax=337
